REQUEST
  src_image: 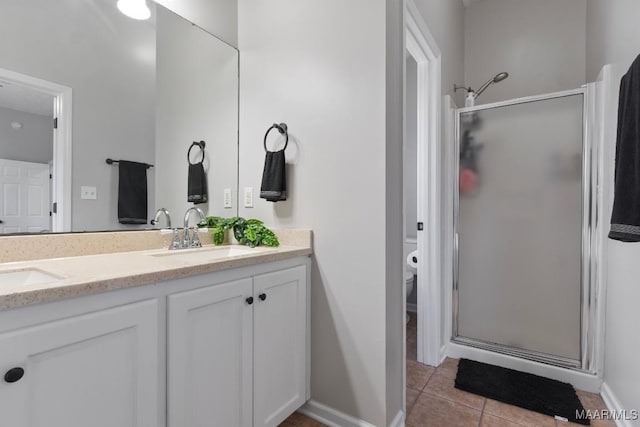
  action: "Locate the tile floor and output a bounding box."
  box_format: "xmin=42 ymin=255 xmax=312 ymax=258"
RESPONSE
xmin=405 ymin=313 xmax=615 ymax=427
xmin=279 ymin=313 xmax=614 ymax=427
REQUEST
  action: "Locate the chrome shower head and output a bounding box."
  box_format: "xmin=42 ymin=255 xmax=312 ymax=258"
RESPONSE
xmin=474 ymin=71 xmax=509 ymax=99
xmin=493 ymin=72 xmax=509 ymax=83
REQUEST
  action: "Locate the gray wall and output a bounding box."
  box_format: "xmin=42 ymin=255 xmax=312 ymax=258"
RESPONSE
xmin=237 ymin=0 xmax=403 ymax=424
xmin=413 ymin=0 xmax=466 ymax=106
xmin=586 ymin=0 xmax=640 ymax=81
xmin=155 ymin=7 xmax=238 ymax=222
xmin=464 ymin=0 xmax=586 ymax=104
xmin=0 ymin=0 xmax=156 ymax=231
xmin=155 ymin=0 xmax=237 ymax=47
xmin=586 ymin=0 xmax=640 ymax=418
xmin=385 ymin=0 xmax=404 ymax=422
xmin=404 ymin=56 xmax=418 ymax=241
xmin=0 ymin=106 xmax=52 ymax=164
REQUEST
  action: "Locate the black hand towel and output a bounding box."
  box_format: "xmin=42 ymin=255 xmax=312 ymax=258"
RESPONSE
xmin=260 ymin=150 xmax=287 ymax=202
xmin=609 ymin=54 xmax=640 ymax=242
xmin=117 ymin=160 xmax=148 ymax=224
xmin=188 ymin=162 xmax=208 ymax=204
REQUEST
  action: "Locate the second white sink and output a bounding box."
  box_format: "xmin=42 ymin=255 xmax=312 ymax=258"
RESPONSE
xmin=150 ymin=246 xmax=274 ymax=263
xmin=0 ymin=268 xmax=63 ymax=289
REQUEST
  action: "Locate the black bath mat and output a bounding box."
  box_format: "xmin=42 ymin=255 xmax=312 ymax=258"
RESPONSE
xmin=455 ymin=359 xmax=589 ymax=425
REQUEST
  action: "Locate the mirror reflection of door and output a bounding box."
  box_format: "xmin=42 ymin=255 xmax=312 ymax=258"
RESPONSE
xmin=0 ymin=83 xmax=54 ymax=233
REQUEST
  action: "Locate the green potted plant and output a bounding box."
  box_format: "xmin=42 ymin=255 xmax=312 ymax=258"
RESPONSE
xmin=200 ymin=216 xmax=280 ymax=248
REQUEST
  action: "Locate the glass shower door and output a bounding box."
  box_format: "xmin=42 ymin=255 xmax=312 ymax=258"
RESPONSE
xmin=454 ymin=92 xmax=585 ymax=365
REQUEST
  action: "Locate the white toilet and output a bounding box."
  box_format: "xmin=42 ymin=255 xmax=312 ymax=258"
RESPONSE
xmin=404 ymin=245 xmax=418 ymax=324
xmin=404 ymin=270 xmax=415 ymax=324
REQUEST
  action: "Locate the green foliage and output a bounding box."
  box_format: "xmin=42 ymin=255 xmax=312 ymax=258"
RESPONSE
xmin=200 ymin=216 xmax=280 ymax=248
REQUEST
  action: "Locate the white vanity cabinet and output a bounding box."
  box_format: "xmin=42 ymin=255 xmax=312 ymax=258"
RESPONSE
xmin=168 ymin=278 xmax=254 ymax=427
xmin=253 ymin=266 xmax=308 ymax=427
xmin=168 ymin=264 xmax=308 ymax=427
xmin=0 ymin=299 xmax=159 ymax=427
xmin=0 ymin=255 xmax=310 ymax=427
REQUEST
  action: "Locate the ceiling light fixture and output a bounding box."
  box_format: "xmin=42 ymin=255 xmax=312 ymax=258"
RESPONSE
xmin=117 ymin=0 xmax=151 ymax=20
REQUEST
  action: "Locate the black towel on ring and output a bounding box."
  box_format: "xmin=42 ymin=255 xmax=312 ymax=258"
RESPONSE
xmin=260 ymin=150 xmax=287 ymax=202
xmin=188 ymin=162 xmax=208 ymax=204
xmin=117 ymin=160 xmax=148 ymax=224
xmin=609 ymin=54 xmax=640 ymax=242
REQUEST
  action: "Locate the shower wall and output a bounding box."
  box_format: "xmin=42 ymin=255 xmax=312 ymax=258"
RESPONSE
xmin=464 ymin=0 xmax=586 ymax=104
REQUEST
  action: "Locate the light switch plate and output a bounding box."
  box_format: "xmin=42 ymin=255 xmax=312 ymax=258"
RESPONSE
xmin=80 ymin=186 xmax=97 ymax=200
xmin=223 ymin=188 xmax=232 ymax=208
xmin=244 ymin=187 xmax=253 ymax=208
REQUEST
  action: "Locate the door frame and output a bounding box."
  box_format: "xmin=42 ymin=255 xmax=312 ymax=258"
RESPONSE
xmin=0 ymin=67 xmax=72 ymax=232
xmin=405 ymin=0 xmax=443 ymax=367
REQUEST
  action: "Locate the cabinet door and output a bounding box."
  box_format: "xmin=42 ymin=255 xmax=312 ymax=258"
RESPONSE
xmin=0 ymin=299 xmax=159 ymax=427
xmin=253 ymin=265 xmax=307 ymax=427
xmin=168 ymin=278 xmax=253 ymax=427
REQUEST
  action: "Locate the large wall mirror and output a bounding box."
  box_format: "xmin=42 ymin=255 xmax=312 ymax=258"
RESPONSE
xmin=0 ymin=0 xmax=238 ymax=234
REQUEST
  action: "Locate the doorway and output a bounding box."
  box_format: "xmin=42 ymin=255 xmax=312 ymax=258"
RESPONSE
xmin=404 ymin=0 xmax=443 ymax=371
xmin=0 ymin=68 xmax=72 ymax=232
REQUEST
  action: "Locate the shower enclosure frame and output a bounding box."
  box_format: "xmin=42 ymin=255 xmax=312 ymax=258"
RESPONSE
xmin=450 ymin=86 xmax=602 ymax=375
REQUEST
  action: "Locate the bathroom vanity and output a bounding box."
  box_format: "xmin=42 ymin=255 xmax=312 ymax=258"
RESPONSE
xmin=0 ymin=230 xmax=312 ymax=427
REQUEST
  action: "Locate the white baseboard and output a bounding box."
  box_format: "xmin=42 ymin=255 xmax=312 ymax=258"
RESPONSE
xmin=601 ymin=382 xmax=634 ymax=427
xmin=298 ymin=400 xmax=377 ymax=427
xmin=389 ymin=410 xmax=405 ymax=427
xmin=407 ymin=303 xmax=417 ymax=313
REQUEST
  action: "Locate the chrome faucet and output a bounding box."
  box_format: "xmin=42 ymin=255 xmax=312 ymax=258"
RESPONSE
xmin=151 ymin=208 xmax=171 ymax=228
xmin=182 ymin=207 xmax=206 ymax=248
xmin=184 ymin=206 xmax=206 ymax=229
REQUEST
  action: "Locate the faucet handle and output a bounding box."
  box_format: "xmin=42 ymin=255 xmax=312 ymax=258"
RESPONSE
xmin=190 ymin=227 xmax=202 ymax=248
xmin=169 ymin=229 xmax=181 ymax=250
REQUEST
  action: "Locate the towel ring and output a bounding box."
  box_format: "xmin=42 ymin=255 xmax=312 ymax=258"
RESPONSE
xmin=263 ymin=123 xmax=288 ymax=152
xmin=188 ymin=141 xmax=206 ymax=165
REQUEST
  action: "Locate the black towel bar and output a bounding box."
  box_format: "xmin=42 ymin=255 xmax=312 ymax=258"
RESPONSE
xmin=106 ymin=158 xmax=154 ymax=169
xmin=264 ymin=123 xmax=288 ymax=152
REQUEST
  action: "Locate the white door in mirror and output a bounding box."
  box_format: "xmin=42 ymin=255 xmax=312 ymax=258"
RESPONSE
xmin=0 ymin=159 xmax=50 ymax=233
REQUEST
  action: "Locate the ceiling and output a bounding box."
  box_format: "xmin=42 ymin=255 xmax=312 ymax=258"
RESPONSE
xmin=463 ymin=0 xmax=485 ymax=7
xmin=0 ymin=81 xmax=54 ymax=117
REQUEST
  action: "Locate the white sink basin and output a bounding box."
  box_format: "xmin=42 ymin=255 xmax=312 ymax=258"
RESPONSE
xmin=0 ymin=268 xmax=63 ymax=288
xmin=150 ymin=246 xmax=274 ymax=263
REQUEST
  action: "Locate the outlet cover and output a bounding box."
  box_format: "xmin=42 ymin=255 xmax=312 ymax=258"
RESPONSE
xmin=80 ymin=186 xmax=97 ymax=200
xmin=244 ymin=187 xmax=254 ymax=208
xmin=223 ymin=188 xmax=232 ymax=208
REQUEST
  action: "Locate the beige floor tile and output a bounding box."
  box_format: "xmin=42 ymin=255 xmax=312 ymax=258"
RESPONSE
xmin=407 ymin=360 xmax=436 ymax=391
xmin=557 ymin=417 xmax=617 ymax=427
xmin=437 ymin=357 xmax=460 ymax=379
xmin=407 ymin=339 xmax=418 ymax=361
xmin=480 ymin=413 xmax=524 ymax=427
xmin=576 ymin=390 xmax=608 ymax=412
xmin=278 ymin=412 xmax=327 ymax=427
xmin=483 ymin=399 xmax=556 ymax=427
xmin=407 ymin=387 xmax=421 ymax=412
xmin=407 ymin=394 xmax=482 ymax=427
xmin=422 ymin=370 xmax=485 ymax=410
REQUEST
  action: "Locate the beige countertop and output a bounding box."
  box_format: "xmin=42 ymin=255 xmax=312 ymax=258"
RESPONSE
xmin=0 ymin=244 xmax=312 ymax=311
